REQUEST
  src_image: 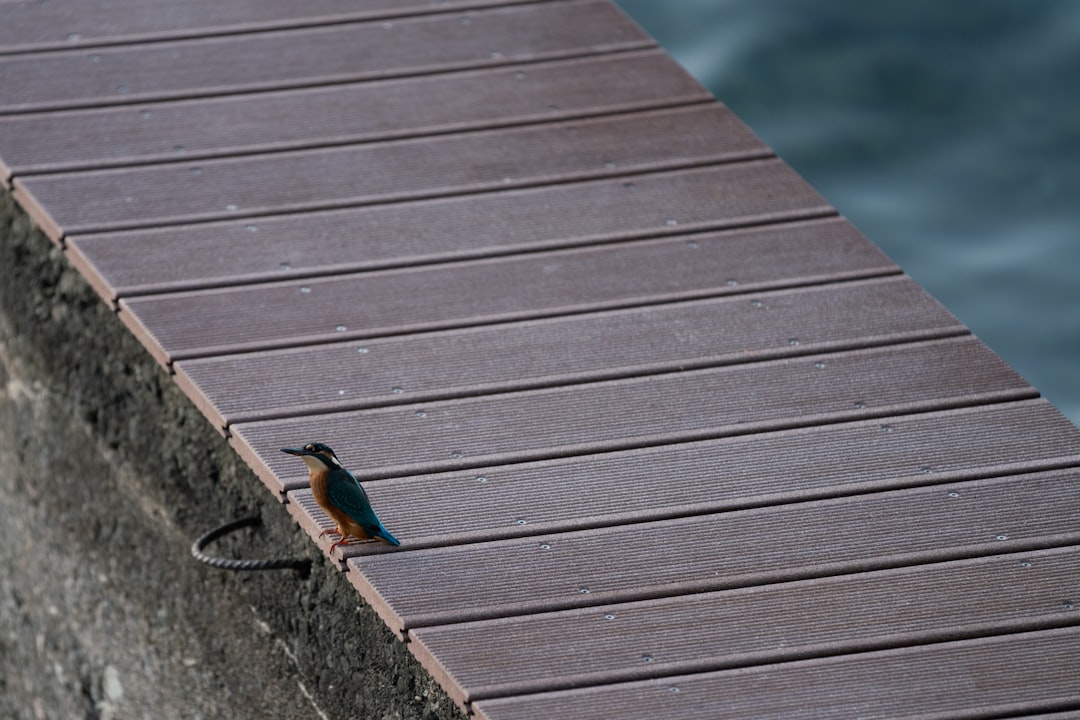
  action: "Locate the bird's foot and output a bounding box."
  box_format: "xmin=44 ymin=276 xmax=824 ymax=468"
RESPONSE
xmin=328 ymin=535 xmax=359 ymax=554
xmin=318 ymin=526 xmax=343 ymax=540
xmin=319 ymin=527 xmax=347 ymax=552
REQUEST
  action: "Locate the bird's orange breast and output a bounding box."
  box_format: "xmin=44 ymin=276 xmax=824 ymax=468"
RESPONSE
xmin=308 ymin=467 xmax=357 ymax=533
xmin=309 ymin=467 xmax=330 ymax=506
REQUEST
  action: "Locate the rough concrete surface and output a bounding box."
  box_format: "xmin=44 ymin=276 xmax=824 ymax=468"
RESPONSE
xmin=0 ymin=189 xmax=464 ymax=720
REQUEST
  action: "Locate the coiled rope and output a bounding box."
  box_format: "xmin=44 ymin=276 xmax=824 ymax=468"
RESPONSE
xmin=191 ymin=516 xmax=311 ymax=576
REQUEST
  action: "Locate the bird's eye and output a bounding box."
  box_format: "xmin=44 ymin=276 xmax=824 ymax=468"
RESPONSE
xmin=305 ymin=444 xmax=313 ymax=451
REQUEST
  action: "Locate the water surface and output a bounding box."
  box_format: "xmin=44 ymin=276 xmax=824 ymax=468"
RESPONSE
xmin=617 ymin=1 xmax=1080 ymax=425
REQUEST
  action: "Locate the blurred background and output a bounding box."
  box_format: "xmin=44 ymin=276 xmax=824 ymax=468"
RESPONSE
xmin=615 ymin=1 xmax=1079 ymax=426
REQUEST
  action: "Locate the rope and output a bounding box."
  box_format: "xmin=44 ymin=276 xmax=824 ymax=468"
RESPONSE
xmin=191 ymin=516 xmax=311 ymax=576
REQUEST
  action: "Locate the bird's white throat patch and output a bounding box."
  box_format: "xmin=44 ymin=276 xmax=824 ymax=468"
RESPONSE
xmin=301 ymin=455 xmax=326 ymax=472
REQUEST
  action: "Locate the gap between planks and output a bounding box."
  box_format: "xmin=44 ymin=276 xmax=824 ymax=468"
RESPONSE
xmin=0 ymin=0 xmax=653 ymax=116
xmin=13 ymin=106 xmax=781 ymax=239
xmin=470 ymin=626 xmax=1080 ymax=720
xmin=409 ymin=546 xmax=1080 ymax=708
xmin=0 ymin=0 xmax=568 ymax=56
xmin=0 ymin=49 xmax=713 ymax=179
xmin=277 ymin=399 xmax=1080 ymax=555
xmin=232 ymin=336 xmax=1037 ymax=494
xmin=341 ymin=467 xmax=1080 ymax=634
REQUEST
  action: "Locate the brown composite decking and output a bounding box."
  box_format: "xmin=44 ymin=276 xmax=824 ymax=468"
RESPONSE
xmin=3 ymin=1 xmax=1079 ymax=717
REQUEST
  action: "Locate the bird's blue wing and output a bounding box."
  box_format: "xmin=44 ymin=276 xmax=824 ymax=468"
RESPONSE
xmin=325 ymin=469 xmax=399 ymax=545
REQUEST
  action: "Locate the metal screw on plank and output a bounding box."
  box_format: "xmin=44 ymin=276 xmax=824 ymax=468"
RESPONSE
xmin=192 ymin=516 xmax=311 ymax=577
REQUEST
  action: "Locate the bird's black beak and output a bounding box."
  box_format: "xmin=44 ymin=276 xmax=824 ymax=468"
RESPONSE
xmin=281 ymin=447 xmax=313 ymax=457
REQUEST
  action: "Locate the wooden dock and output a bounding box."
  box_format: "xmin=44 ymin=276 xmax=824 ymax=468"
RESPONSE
xmin=3 ymin=1 xmax=1079 ymax=716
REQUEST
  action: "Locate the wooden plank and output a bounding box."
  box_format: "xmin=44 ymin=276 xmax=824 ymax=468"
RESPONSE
xmin=0 ymin=0 xmax=650 ymax=114
xmin=236 ymin=337 xmax=1033 ymax=494
xmin=0 ymin=0 xmax=552 ymax=54
xmin=6 ymin=0 xmax=1077 ymax=715
xmin=66 ymin=161 xmax=828 ymax=301
xmin=16 ymin=104 xmax=773 ymax=239
xmin=411 ymin=547 xmax=1080 ymax=704
xmin=7 ymin=184 xmax=63 ymax=247
xmin=118 ymin=214 xmax=872 ymax=366
xmin=176 ymin=276 xmax=954 ymax=431
xmin=473 ymin=626 xmax=1080 ymax=720
xmin=0 ymin=50 xmax=709 ymax=179
xmin=283 ymin=400 xmax=1080 ymax=552
xmin=347 ymin=469 xmax=1080 ymax=632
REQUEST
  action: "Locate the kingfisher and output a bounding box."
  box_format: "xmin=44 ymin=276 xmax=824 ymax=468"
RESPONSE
xmin=281 ymin=442 xmax=400 ymax=551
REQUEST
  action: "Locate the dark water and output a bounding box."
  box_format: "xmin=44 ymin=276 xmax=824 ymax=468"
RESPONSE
xmin=616 ymin=1 xmax=1079 ymax=426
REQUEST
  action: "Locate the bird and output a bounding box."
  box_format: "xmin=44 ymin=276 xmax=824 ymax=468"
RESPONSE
xmin=281 ymin=442 xmax=399 ymax=551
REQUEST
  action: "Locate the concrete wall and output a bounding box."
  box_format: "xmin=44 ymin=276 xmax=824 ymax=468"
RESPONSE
xmin=0 ymin=190 xmax=464 ymax=720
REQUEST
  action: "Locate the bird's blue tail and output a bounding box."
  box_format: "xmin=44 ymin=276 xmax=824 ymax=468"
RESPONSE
xmin=374 ymin=524 xmax=400 ymax=547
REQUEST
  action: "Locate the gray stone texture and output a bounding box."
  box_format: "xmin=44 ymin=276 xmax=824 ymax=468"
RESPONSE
xmin=0 ymin=189 xmax=464 ymax=720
